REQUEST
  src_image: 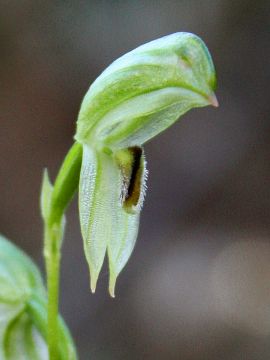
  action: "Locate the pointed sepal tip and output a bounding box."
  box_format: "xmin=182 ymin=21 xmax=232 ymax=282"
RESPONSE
xmin=109 ymin=274 xmax=117 ymax=298
xmin=90 ymin=275 xmax=98 ymax=294
xmin=209 ymin=93 xmax=219 ymax=107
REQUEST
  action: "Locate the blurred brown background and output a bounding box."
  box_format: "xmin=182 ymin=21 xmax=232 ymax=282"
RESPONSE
xmin=1 ymin=1 xmax=270 ymax=359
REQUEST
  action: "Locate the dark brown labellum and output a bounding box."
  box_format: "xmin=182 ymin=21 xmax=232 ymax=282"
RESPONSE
xmin=114 ymin=146 xmax=147 ymax=214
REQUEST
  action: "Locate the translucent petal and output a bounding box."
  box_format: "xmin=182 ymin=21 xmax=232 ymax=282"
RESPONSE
xmin=102 ymin=87 xmax=208 ymax=149
xmin=107 ymin=153 xmax=143 ymax=296
xmin=75 ymin=32 xmax=217 ymax=147
xmin=108 ymin=208 xmax=139 ymax=297
xmin=79 ymin=146 xmax=121 ymax=292
xmin=79 ymin=146 xmax=142 ymax=295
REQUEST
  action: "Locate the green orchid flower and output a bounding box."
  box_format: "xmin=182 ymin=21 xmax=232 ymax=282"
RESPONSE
xmin=3 ymin=31 xmax=217 ymax=358
xmin=73 ymin=32 xmax=217 ymax=296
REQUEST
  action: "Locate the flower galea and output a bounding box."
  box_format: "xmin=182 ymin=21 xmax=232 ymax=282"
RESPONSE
xmin=74 ymin=32 xmax=217 ymax=296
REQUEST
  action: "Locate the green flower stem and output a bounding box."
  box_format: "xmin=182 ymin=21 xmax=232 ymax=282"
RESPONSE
xmin=42 ymin=142 xmax=82 ymax=359
xmin=48 ymin=142 xmax=83 ymax=226
xmin=44 ymin=224 xmax=62 ymax=360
